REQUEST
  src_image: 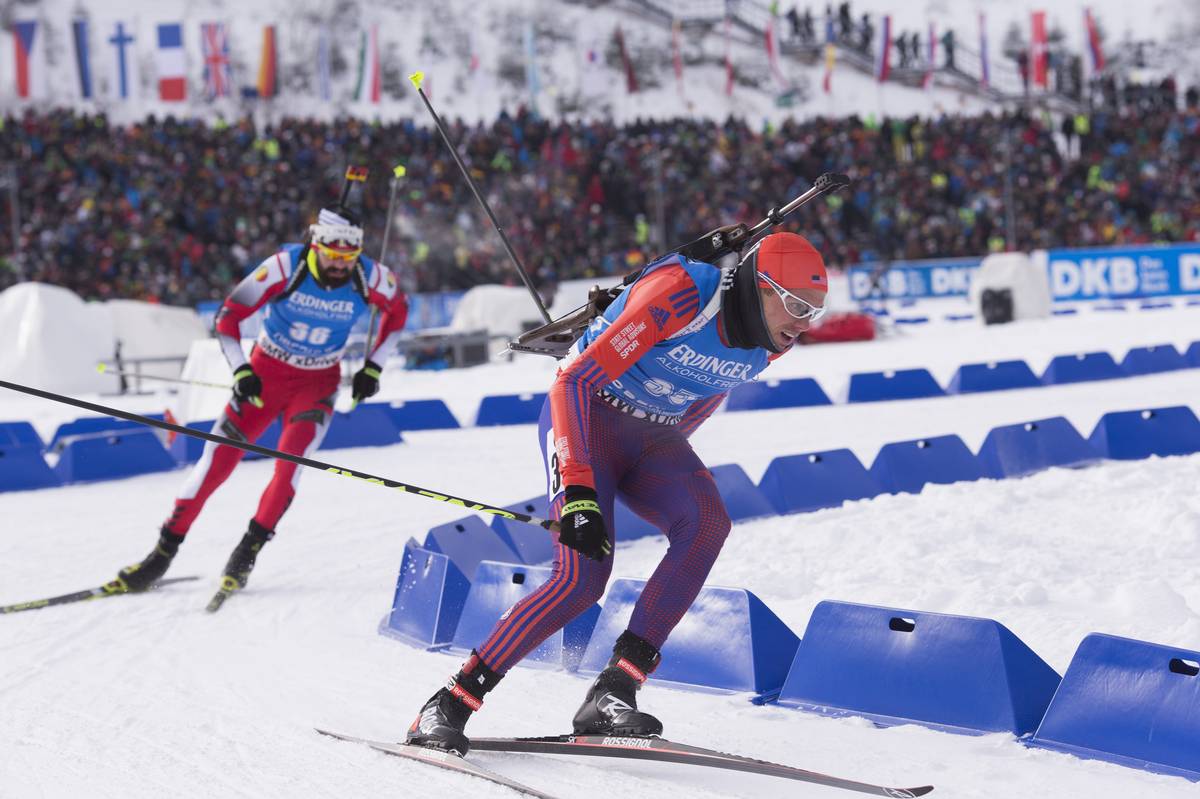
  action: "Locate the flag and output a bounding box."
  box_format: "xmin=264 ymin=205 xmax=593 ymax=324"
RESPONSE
xmin=724 ymin=14 xmax=734 ymax=96
xmin=922 ymin=23 xmax=936 ymax=90
xmin=524 ymin=21 xmax=541 ymax=106
xmin=200 ymin=23 xmax=231 ymax=100
xmin=671 ymin=19 xmax=683 ymax=95
xmin=1084 ymin=9 xmax=1105 ymax=72
xmin=156 ymin=23 xmax=187 ymax=101
xmin=72 ymin=20 xmax=93 ymax=99
xmin=822 ymin=13 xmax=835 ymax=94
xmin=615 ymin=25 xmax=637 ymax=94
xmin=257 ymin=26 xmax=277 ymax=99
xmin=874 ymin=15 xmax=892 ymax=83
xmin=316 ymin=30 xmax=331 ymax=101
xmin=979 ymin=12 xmax=990 ymax=89
xmin=1031 ymin=11 xmax=1048 ymax=89
xmin=12 ymin=21 xmax=38 ymax=99
xmin=353 ymin=26 xmax=380 ymax=103
xmin=765 ymin=1 xmax=786 ymax=87
xmin=107 ymin=21 xmax=136 ymax=100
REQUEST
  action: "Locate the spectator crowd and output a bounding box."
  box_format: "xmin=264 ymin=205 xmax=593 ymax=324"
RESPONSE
xmin=0 ymin=104 xmax=1198 ymax=307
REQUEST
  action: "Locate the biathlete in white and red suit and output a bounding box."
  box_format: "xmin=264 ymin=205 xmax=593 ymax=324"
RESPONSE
xmin=406 ymin=231 xmax=829 ymax=755
xmin=116 ymin=206 xmax=407 ymax=594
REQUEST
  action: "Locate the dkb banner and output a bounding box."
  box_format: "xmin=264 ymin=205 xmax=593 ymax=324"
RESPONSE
xmin=848 ymin=258 xmax=982 ymax=301
xmin=1039 ymin=244 xmax=1200 ymax=301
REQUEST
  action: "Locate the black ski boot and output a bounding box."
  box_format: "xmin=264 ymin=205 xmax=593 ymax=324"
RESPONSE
xmin=219 ymin=519 xmax=274 ymax=591
xmin=573 ymin=630 xmax=664 ymax=736
xmin=117 ymin=528 xmax=185 ymax=592
xmin=406 ymin=652 xmax=502 ymax=756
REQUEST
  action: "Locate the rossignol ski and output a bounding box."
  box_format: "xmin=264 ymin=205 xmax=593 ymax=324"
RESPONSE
xmin=1 ymin=576 xmax=199 ymax=615
xmin=469 ymin=734 xmax=933 ymax=797
xmin=315 ymin=728 xmax=561 ymax=799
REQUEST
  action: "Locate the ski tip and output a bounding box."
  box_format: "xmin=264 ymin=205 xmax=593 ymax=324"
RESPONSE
xmin=903 ymin=787 xmax=936 ymax=797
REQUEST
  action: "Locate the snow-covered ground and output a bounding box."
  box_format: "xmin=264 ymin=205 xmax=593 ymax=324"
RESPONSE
xmin=4 ymin=302 xmax=1200 ymax=798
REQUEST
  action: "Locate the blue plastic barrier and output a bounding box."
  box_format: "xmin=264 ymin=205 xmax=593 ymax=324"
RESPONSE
xmin=168 ymin=420 xmax=216 ymax=464
xmin=976 ymin=417 xmax=1101 ymax=479
xmin=894 ymin=316 xmax=929 ymax=325
xmin=1052 ymin=308 xmax=1079 ymax=316
xmin=424 ymin=516 xmax=522 ymax=583
xmin=1040 ymin=352 xmax=1123 ymax=385
xmin=708 ymin=463 xmax=776 ymax=521
xmin=1140 ymin=301 xmax=1174 ymax=310
xmin=776 ymin=601 xmax=1060 ymax=735
xmin=726 ymin=378 xmax=831 ymax=411
xmin=847 ymin=369 xmax=945 ymax=403
xmin=0 ymin=421 xmax=43 ymax=450
xmin=53 ymin=430 xmax=177 ymax=484
xmin=490 ymin=496 xmax=556 ymax=565
xmin=320 ymin=403 xmax=404 ymax=450
xmin=1187 ymin=341 xmax=1200 ymax=368
xmin=380 ymin=539 xmax=470 ymax=648
xmin=476 ymin=393 xmax=547 ymax=426
xmin=578 ymin=579 xmax=800 ymax=694
xmin=947 ymin=360 xmax=1040 ymax=394
xmin=49 ymin=415 xmax=164 ymax=452
xmin=0 ymin=444 xmax=61 ymax=491
xmin=386 ymin=399 xmax=460 ymax=431
xmin=869 ymin=435 xmax=984 ymax=495
xmin=1119 ymin=344 xmax=1187 ymax=376
xmin=1088 ymin=406 xmax=1200 ymax=460
xmin=758 ymin=449 xmax=882 ymax=515
xmin=451 ymin=561 xmax=601 ymax=671
xmin=1030 ymin=633 xmax=1200 ymax=780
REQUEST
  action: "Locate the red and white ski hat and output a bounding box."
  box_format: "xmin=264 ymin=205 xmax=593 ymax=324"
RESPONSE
xmin=746 ymin=231 xmax=827 ymax=293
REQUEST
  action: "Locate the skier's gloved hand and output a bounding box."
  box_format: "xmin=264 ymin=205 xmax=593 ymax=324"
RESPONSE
xmin=352 ymin=360 xmax=383 ymax=405
xmin=558 ymin=485 xmax=611 ymax=562
xmin=232 ymin=365 xmax=264 ymax=408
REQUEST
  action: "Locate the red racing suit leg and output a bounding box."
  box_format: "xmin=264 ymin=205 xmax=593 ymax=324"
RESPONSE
xmin=162 ymin=350 xmax=339 ymax=536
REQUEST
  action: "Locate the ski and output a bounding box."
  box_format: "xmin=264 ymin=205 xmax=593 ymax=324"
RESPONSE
xmin=315 ymin=728 xmax=561 ymax=799
xmin=469 ymin=734 xmax=934 ymax=797
xmin=204 ymin=576 xmax=241 ymax=614
xmin=1 ymin=576 xmax=200 ymax=615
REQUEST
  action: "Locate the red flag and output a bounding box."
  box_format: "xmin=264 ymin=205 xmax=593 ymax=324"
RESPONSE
xmin=1031 ymin=11 xmax=1048 ymax=89
xmin=615 ymin=25 xmax=638 ymax=94
xmin=765 ymin=6 xmax=786 ymax=86
xmin=257 ymin=26 xmax=277 ymax=99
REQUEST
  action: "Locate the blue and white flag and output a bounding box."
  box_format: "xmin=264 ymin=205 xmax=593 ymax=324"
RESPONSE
xmin=72 ymin=20 xmax=93 ymax=99
xmin=107 ymin=20 xmax=137 ymax=100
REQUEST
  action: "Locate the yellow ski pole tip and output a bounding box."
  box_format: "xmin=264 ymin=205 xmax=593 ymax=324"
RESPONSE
xmin=95 ymin=363 xmax=107 ymax=373
xmin=408 ymin=71 xmax=425 ymax=90
xmin=393 ymin=164 xmax=406 ymax=178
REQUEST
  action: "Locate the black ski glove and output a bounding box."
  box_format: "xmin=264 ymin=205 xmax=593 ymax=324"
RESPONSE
xmin=558 ymin=485 xmax=612 ymax=562
xmin=232 ymin=365 xmax=264 ymax=408
xmin=352 ymin=360 xmax=383 ymax=405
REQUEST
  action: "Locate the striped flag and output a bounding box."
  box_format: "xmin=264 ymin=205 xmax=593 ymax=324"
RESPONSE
xmin=316 ymin=30 xmax=331 ymax=101
xmin=922 ymin=23 xmax=936 ymax=90
xmin=12 ymin=21 xmax=38 ymax=99
xmin=200 ymin=23 xmax=231 ymax=100
xmin=107 ymin=21 xmax=136 ymax=100
xmin=822 ymin=12 xmax=835 ymax=93
xmin=354 ymin=27 xmax=380 ymax=103
xmin=874 ymin=15 xmax=892 ymax=83
xmin=72 ymin=19 xmax=93 ymax=99
xmin=979 ymin=13 xmax=990 ymax=89
xmin=1084 ymin=9 xmax=1105 ymax=72
xmin=765 ymin=1 xmax=786 ymax=87
xmin=724 ymin=14 xmax=733 ymax=96
xmin=257 ymin=26 xmax=277 ymax=99
xmin=155 ymin=23 xmax=187 ymax=101
xmin=1031 ymin=11 xmax=1048 ymax=89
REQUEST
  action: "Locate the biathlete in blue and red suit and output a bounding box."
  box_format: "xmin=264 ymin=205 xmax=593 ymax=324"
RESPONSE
xmin=407 ymin=231 xmax=829 ymax=754
xmin=116 ymin=206 xmax=407 ymax=594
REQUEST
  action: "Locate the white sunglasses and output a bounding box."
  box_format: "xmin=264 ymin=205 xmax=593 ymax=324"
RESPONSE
xmin=758 ymin=271 xmax=827 ymax=322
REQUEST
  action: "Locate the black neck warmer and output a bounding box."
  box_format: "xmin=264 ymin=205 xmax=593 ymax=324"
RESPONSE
xmin=721 ymin=258 xmax=782 ymax=353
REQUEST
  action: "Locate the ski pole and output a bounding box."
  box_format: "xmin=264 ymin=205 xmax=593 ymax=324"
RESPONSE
xmin=95 ymin=363 xmax=231 ymax=391
xmin=407 ymin=71 xmax=551 ymax=324
xmin=353 ymin=163 xmax=404 ymax=410
xmin=0 ymin=378 xmax=558 ymax=532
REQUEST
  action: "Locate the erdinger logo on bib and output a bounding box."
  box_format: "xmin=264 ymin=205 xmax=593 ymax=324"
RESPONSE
xmin=664 ymin=343 xmax=754 ymax=380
